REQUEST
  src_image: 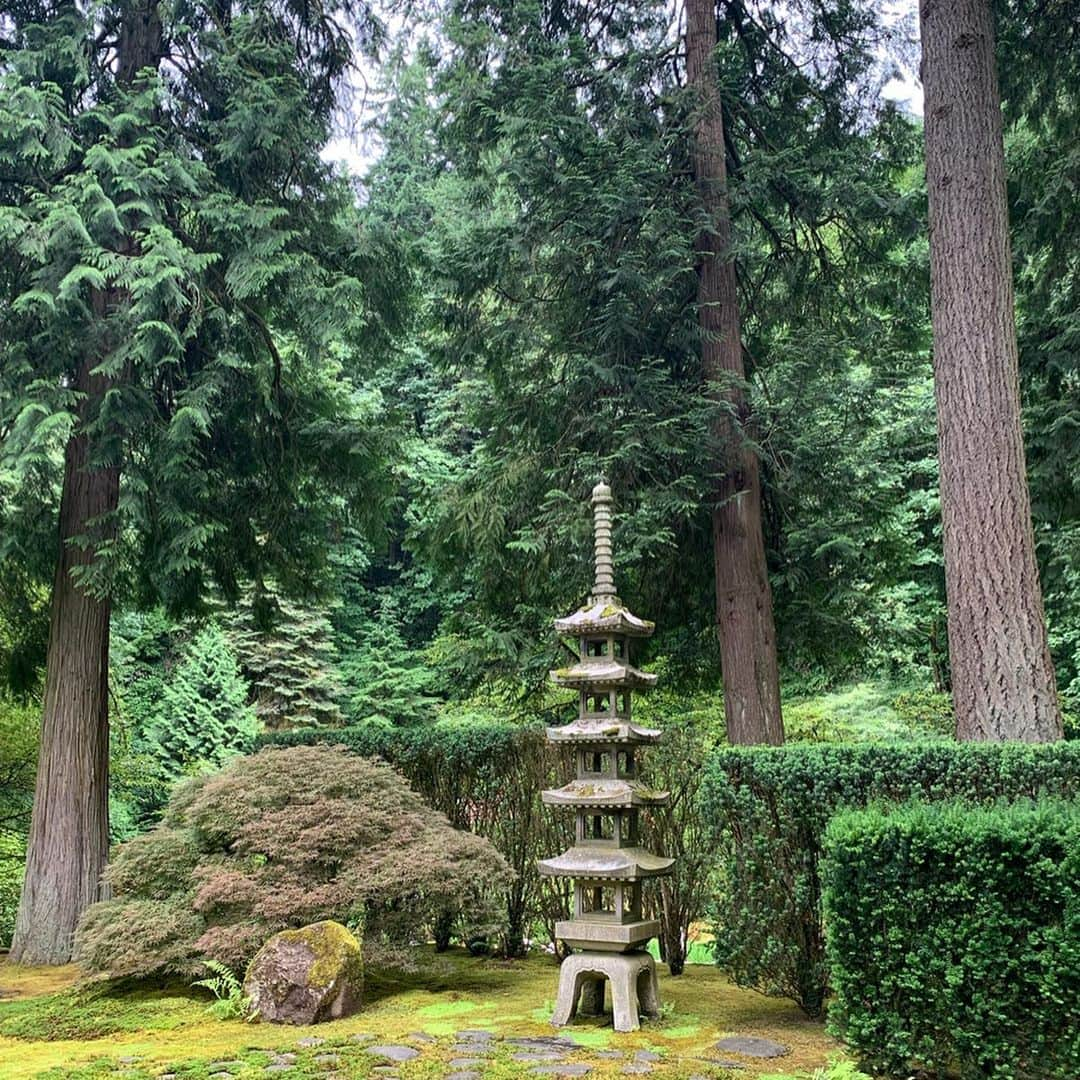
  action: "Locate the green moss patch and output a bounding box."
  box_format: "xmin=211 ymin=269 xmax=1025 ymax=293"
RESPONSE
xmin=0 ymin=949 xmax=847 ymax=1079
xmin=415 ymin=998 xmax=486 ymax=1018
xmin=0 ymin=986 xmax=201 ymax=1041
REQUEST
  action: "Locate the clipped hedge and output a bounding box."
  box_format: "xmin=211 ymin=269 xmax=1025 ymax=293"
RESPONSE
xmin=822 ymin=800 xmax=1080 ymax=1079
xmin=700 ymin=742 xmax=1080 ymax=1014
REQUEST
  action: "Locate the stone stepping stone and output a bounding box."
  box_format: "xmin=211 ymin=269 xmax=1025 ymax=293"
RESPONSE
xmin=452 ymin=1044 xmax=496 ymax=1057
xmin=209 ymin=1063 xmax=246 ymax=1071
xmin=210 ymin=1073 xmax=234 ymax=1079
xmin=714 ymin=1036 xmax=789 ymax=1059
xmin=594 ymin=1051 xmax=623 ymax=1060
xmin=410 ymin=1031 xmax=437 ymax=1042
xmin=350 ymin=1033 xmax=375 ymax=1043
xmin=514 ymin=1052 xmax=569 ymax=1063
xmin=313 ymin=1054 xmax=341 ymax=1065
xmin=450 ymin=1058 xmax=489 ymax=1068
xmin=621 ymin=1066 xmax=652 ymax=1075
xmin=509 ymin=1037 xmax=577 ymax=1049
xmin=297 ymin=1036 xmax=326 ymax=1047
xmin=365 ymin=1045 xmax=422 ymax=1062
xmin=456 ymin=1030 xmax=496 ymax=1042
xmin=529 ymin=1066 xmax=590 ymax=1077
xmin=448 ymin=1073 xmax=482 ymax=1080
xmin=634 ymin=1051 xmax=661 ymax=1062
xmin=272 ymin=1054 xmax=298 ymax=1064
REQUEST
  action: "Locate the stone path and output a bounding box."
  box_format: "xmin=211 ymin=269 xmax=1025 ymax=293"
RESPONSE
xmin=130 ymin=1025 xmax=792 ymax=1078
xmin=713 ymin=1036 xmax=789 ymax=1059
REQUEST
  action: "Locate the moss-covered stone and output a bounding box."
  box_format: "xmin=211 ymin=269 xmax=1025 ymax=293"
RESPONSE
xmin=243 ymin=920 xmax=362 ymax=1025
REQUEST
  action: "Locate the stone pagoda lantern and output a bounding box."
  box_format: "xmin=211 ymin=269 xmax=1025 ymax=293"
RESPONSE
xmin=540 ymin=481 xmax=673 ymax=1033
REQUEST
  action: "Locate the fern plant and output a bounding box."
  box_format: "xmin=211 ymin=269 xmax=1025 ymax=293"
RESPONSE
xmin=192 ymin=959 xmax=254 ymax=1021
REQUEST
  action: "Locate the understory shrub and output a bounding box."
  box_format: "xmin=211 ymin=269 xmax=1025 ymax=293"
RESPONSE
xmin=700 ymin=742 xmax=1080 ymax=1014
xmin=260 ymin=717 xmax=571 ymax=957
xmin=823 ymin=801 xmax=1080 ymax=1079
xmin=0 ymin=694 xmax=37 ymax=946
xmin=74 ymin=745 xmax=512 ymax=978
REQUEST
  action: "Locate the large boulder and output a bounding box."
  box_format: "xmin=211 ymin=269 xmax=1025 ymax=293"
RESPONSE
xmin=244 ymin=920 xmax=363 ymax=1024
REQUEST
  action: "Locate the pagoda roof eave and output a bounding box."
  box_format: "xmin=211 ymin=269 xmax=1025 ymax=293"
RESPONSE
xmin=549 ymin=661 xmax=657 ymax=690
xmin=554 ymin=600 xmax=655 ymax=638
xmin=545 ymin=721 xmax=662 ymax=744
xmin=538 ymin=845 xmax=675 ymax=880
xmin=541 ymin=779 xmax=671 ymax=808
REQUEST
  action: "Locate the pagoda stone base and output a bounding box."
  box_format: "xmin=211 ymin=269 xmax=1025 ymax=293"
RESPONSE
xmin=551 ymin=951 xmax=660 ymax=1033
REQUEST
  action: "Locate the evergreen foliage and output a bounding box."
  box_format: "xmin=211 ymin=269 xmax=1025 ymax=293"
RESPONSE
xmin=823 ymin=800 xmax=1080 ymax=1079
xmin=224 ymin=586 xmax=345 ymax=729
xmin=143 ymin=623 xmax=257 ymax=782
xmin=700 ymin=741 xmax=1080 ymax=1014
xmin=0 ymin=0 xmax=397 ymax=607
xmin=0 ymin=695 xmax=37 ymax=947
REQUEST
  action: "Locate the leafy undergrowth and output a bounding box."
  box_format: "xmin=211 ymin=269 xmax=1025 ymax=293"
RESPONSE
xmin=782 ymin=679 xmax=952 ymax=742
xmin=0 ymin=949 xmax=853 ymax=1080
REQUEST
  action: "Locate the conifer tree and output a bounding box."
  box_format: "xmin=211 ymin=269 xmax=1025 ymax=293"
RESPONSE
xmin=920 ymin=0 xmax=1062 ymax=740
xmin=148 ymin=623 xmax=256 ymax=779
xmin=0 ymin=0 xmax=393 ymax=962
xmin=225 ymin=588 xmax=346 ymax=729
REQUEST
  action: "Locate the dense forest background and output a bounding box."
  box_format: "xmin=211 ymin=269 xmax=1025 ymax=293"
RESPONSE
xmin=1 ymin=0 xmax=1078 ymax=937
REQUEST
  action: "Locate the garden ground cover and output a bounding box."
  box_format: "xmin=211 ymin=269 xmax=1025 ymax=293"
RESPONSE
xmin=0 ymin=949 xmax=850 ymax=1080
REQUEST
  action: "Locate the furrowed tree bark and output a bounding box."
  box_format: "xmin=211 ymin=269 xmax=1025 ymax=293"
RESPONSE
xmin=686 ymin=0 xmax=783 ymax=745
xmin=10 ymin=0 xmax=163 ymax=964
xmin=920 ymin=0 xmax=1062 ymax=741
xmin=9 ymin=359 xmax=119 ymax=964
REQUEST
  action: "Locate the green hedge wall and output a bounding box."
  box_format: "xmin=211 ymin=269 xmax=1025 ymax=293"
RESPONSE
xmin=699 ymin=742 xmax=1080 ymax=1015
xmin=822 ymin=800 xmax=1080 ymax=1079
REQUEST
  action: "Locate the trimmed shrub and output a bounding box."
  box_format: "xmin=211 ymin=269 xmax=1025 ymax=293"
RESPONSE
xmin=700 ymin=742 xmax=1080 ymax=1014
xmin=74 ymin=745 xmax=513 ymax=978
xmin=822 ymin=800 xmax=1080 ymax=1079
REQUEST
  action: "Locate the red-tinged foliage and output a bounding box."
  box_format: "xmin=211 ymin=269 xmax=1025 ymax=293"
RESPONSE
xmin=75 ymin=745 xmax=513 ymax=978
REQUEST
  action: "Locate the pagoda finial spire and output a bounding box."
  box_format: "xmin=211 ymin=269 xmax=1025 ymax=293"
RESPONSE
xmin=591 ymin=479 xmax=617 ymax=601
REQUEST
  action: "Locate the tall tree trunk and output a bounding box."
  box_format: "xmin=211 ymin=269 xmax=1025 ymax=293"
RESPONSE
xmin=920 ymin=0 xmax=1062 ymax=741
xmin=10 ymin=0 xmax=163 ymax=964
xmin=9 ymin=359 xmax=119 ymax=964
xmin=686 ymin=0 xmax=783 ymax=745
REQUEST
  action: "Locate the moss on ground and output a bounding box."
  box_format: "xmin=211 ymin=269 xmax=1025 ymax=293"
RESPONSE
xmin=0 ymin=949 xmax=851 ymax=1080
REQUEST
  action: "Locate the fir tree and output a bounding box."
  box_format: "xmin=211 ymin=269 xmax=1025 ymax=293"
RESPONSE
xmin=147 ymin=623 xmax=257 ymax=779
xmin=225 ymin=587 xmax=346 ymax=730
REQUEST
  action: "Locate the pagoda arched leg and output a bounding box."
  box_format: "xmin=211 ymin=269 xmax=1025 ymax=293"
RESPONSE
xmin=637 ymin=956 xmax=661 ymax=1019
xmin=579 ymin=976 xmax=605 ymax=1016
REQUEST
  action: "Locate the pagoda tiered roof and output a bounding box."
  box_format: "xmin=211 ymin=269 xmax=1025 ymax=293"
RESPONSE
xmin=545 ymin=719 xmax=662 ymax=744
xmin=554 ymin=599 xmax=655 ymax=638
xmin=541 ymin=778 xmax=670 ymax=808
xmin=538 ymin=845 xmax=674 ymax=880
xmin=549 ymin=660 xmax=657 ymax=690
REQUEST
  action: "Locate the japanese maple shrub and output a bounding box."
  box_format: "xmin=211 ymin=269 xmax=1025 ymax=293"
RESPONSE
xmin=75 ymin=745 xmax=513 ymax=977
